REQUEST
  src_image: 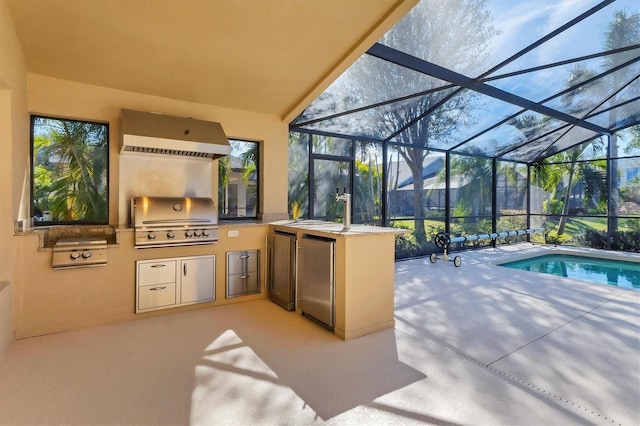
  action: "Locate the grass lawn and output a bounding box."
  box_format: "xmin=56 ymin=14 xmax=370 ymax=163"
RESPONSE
xmin=394 ymin=216 xmax=635 ymax=238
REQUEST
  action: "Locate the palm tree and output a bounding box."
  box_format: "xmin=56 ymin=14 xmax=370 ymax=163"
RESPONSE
xmin=531 ymin=140 xmax=606 ymax=235
xmin=33 ymin=117 xmax=107 ymax=221
xmin=497 ymin=161 xmax=527 ymax=213
xmin=449 ymin=151 xmax=493 ymax=219
xmin=287 ymin=132 xmax=310 ymax=218
xmin=603 ymin=10 xmax=640 ymax=232
xmin=218 ymin=140 xmax=259 ymax=217
xmin=354 ymin=149 xmax=382 ymax=224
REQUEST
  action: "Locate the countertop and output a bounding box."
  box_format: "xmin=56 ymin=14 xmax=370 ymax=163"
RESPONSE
xmin=18 ymin=221 xmax=271 ymax=250
xmin=19 ymin=220 xmax=405 ymax=249
xmin=270 ymin=220 xmax=408 ymax=237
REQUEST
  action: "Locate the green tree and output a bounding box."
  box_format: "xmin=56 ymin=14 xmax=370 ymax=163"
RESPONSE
xmin=449 ymin=152 xmax=492 ymax=218
xmin=288 ymin=132 xmax=310 ymax=218
xmin=602 ymin=10 xmax=639 ymax=231
xmin=498 ymin=161 xmax=527 ymax=214
xmin=344 ymin=0 xmax=498 ymax=246
xmin=218 ymin=140 xmax=259 ymax=217
xmin=354 ymin=143 xmax=383 ymax=223
xmin=622 ymin=124 xmax=640 ymax=155
xmin=33 ymin=118 xmax=107 ymax=221
xmin=531 ymin=140 xmax=606 ymax=235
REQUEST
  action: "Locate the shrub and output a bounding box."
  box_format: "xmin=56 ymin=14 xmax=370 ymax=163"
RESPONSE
xmin=544 ymin=198 xmax=563 ymax=215
xmin=627 ymin=219 xmax=640 ymax=233
xmin=395 ymin=233 xmax=420 ymax=259
xmin=577 ymin=229 xmax=640 ymax=252
xmin=611 ymin=231 xmax=640 ymax=252
xmin=576 ymin=229 xmax=606 ymax=248
xmin=545 ymin=230 xmax=573 ymax=245
xmin=395 ymin=231 xmax=436 ymax=260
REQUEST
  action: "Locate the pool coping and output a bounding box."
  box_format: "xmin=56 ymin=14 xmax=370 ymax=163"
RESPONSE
xmin=492 ymin=244 xmax=640 ymax=266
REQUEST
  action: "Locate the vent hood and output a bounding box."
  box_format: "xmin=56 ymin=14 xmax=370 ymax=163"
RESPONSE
xmin=120 ymin=109 xmax=231 ymax=160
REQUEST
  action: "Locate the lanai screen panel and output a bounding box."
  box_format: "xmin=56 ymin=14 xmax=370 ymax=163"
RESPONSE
xmin=291 ymin=0 xmax=640 ymax=164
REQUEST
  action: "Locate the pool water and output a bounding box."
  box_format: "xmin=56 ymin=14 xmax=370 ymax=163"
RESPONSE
xmin=500 ymin=254 xmax=639 ymax=289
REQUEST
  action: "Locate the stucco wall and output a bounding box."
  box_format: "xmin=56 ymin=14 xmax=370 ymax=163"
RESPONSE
xmin=2 ymin=0 xmax=291 ymax=348
xmin=8 ymin=75 xmax=290 ymax=338
xmin=0 ymin=0 xmax=28 ymax=354
xmin=27 ymin=73 xmax=289 ymax=225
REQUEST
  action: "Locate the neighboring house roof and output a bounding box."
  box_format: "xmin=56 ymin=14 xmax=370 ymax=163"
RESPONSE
xmin=397 ymin=157 xmax=445 ymax=188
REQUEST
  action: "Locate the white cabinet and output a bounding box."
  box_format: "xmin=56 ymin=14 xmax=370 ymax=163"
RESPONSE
xmin=136 ymin=255 xmax=215 ymax=313
xmin=226 ymin=250 xmax=260 ymax=298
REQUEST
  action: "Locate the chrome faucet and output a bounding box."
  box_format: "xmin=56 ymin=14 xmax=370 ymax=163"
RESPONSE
xmin=335 ymin=187 xmax=351 ymax=231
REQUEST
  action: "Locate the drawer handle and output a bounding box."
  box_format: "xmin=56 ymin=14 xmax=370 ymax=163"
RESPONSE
xmin=239 ymin=256 xmax=250 ymax=260
xmin=149 ymin=286 xmax=167 ymax=291
xmin=150 ymin=264 xmax=166 ymax=268
xmin=239 ymin=275 xmax=250 ymax=279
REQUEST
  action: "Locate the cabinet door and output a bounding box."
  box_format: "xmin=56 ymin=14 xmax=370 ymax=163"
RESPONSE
xmin=297 ymin=237 xmax=335 ymax=328
xmin=180 ymin=256 xmax=215 ymax=304
xmin=269 ymin=232 xmax=295 ymax=310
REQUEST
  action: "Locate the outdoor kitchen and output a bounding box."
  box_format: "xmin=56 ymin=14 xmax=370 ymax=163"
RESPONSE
xmin=12 ymin=108 xmax=402 ymax=341
xmin=0 ymin=0 xmax=421 ymax=357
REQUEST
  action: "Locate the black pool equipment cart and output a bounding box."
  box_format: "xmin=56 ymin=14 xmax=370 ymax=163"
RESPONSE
xmin=429 ymin=232 xmax=462 ymax=267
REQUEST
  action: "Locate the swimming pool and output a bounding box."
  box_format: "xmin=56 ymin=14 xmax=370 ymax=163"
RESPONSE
xmin=499 ymin=254 xmax=639 ymax=289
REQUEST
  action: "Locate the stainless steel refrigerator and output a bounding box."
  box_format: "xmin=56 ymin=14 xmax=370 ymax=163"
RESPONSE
xmin=297 ymin=235 xmax=335 ymax=329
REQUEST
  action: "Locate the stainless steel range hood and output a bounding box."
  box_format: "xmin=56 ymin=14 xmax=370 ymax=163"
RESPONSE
xmin=120 ymin=109 xmax=231 ymax=160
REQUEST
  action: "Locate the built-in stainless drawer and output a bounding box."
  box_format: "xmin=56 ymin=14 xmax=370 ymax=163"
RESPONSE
xmin=137 ymin=260 xmax=177 ymax=286
xmin=227 ymin=251 xmax=258 ymax=275
xmin=137 ymin=282 xmax=177 ymax=311
xmin=226 ymin=250 xmax=260 ymax=298
xmin=227 ymin=273 xmax=259 ymax=298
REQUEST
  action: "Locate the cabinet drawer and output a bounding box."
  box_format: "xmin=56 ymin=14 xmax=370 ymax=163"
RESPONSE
xmin=138 ymin=260 xmax=177 ymax=286
xmin=137 ymin=282 xmax=177 ymax=311
xmin=227 ymin=250 xmax=258 ymax=275
xmin=227 ymin=273 xmax=259 ymax=298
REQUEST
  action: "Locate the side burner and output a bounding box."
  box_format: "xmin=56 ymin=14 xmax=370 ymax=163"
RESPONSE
xmin=52 ymin=237 xmax=108 ymax=268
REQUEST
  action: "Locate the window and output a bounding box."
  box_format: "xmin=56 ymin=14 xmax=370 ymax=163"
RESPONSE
xmin=31 ymin=115 xmax=109 ymax=225
xmin=218 ymin=139 xmax=259 ymax=219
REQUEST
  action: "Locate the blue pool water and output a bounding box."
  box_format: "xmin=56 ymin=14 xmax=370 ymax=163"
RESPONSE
xmin=500 ymin=254 xmax=639 ymax=289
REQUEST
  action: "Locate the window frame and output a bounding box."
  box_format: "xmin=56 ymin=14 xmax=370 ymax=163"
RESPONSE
xmin=218 ymin=138 xmax=260 ymax=220
xmin=30 ymin=114 xmax=110 ymax=226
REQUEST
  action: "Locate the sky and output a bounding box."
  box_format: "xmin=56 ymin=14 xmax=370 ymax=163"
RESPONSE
xmin=296 ymin=0 xmax=639 ymax=161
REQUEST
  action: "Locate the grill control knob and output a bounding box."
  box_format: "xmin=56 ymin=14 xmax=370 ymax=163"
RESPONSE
xmin=202 ymin=229 xmax=210 ymax=237
xmin=82 ymin=251 xmax=93 ymax=259
xmin=194 ymin=230 xmax=202 ymax=237
xmin=70 ymin=252 xmax=81 ymax=260
xmin=147 ymin=231 xmax=157 ymax=240
xmin=185 ymin=230 xmax=194 ymax=238
xmin=167 ymin=231 xmax=176 ymax=239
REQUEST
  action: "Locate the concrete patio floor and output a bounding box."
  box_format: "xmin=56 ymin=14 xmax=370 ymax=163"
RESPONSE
xmin=392 ymin=243 xmax=639 ymax=425
xmin=0 ymin=243 xmax=638 ymax=425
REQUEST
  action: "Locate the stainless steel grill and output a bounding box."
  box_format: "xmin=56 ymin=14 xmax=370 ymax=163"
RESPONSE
xmin=131 ymin=196 xmax=219 ymax=248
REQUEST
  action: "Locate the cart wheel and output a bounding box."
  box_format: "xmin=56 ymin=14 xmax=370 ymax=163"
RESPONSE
xmin=453 ymin=256 xmax=462 ymax=267
xmin=434 ymin=232 xmax=450 ymax=249
xmin=429 ymin=253 xmax=437 ymax=263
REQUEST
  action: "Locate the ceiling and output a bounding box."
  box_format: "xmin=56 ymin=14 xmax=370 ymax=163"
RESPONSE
xmin=6 ymin=0 xmax=418 ymax=120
